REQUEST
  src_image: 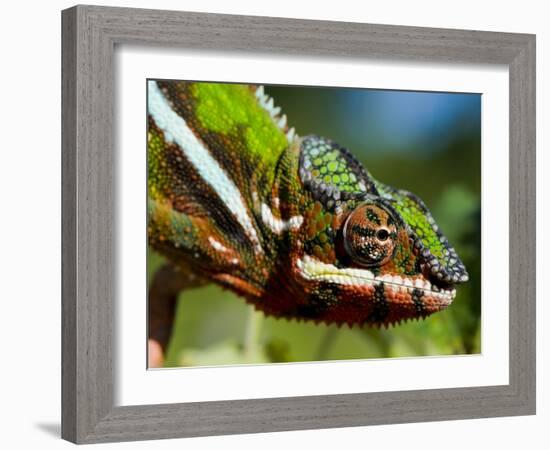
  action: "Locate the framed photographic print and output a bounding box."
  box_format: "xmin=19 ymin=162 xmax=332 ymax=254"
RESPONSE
xmin=145 ymin=79 xmax=480 ymax=370
xmin=61 ymin=4 xmax=536 ymax=444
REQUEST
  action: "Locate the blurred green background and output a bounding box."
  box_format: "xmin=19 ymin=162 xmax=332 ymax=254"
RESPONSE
xmin=148 ymin=84 xmax=481 ymax=368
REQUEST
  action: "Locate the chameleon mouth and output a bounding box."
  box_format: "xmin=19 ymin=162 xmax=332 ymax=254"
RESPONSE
xmin=296 ymin=255 xmax=456 ymax=305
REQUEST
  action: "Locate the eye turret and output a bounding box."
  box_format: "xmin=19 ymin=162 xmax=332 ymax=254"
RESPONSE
xmin=342 ymin=202 xmax=398 ymax=267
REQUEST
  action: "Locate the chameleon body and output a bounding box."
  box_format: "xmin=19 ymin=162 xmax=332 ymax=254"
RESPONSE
xmin=147 ymin=80 xmax=469 ymax=335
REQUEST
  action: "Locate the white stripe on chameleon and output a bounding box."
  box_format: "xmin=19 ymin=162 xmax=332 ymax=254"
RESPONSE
xmin=296 ymin=255 xmax=455 ymax=302
xmin=148 ymin=81 xmax=263 ymax=254
xmin=208 ymin=237 xmax=240 ymax=265
xmin=261 ymin=203 xmax=303 ymax=235
xmin=208 ymin=236 xmax=230 ymax=253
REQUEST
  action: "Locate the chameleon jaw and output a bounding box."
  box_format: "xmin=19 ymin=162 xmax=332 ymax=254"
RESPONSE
xmin=296 ymin=254 xmax=456 ymax=306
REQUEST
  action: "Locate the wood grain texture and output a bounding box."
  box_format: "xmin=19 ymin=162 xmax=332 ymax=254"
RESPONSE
xmin=61 ymin=6 xmax=77 ymax=442
xmin=508 ymin=36 xmax=536 ymax=411
xmin=61 ymin=4 xmax=536 ymax=444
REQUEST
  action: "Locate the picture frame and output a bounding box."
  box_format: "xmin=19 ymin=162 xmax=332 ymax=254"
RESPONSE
xmin=61 ymin=4 xmax=536 ymax=444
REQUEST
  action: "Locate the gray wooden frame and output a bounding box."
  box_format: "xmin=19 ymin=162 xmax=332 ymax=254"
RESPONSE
xmin=61 ymin=4 xmax=536 ymax=444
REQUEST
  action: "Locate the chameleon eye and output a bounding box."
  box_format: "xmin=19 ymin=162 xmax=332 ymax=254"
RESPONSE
xmin=376 ymin=229 xmax=389 ymax=241
xmin=342 ymin=203 xmax=398 ymax=267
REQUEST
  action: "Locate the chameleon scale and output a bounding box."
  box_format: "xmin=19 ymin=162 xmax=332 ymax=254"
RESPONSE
xmin=147 ymin=80 xmax=469 ymax=354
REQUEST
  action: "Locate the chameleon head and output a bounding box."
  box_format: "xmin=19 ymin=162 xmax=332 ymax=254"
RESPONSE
xmin=294 ymin=135 xmax=469 ymax=327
